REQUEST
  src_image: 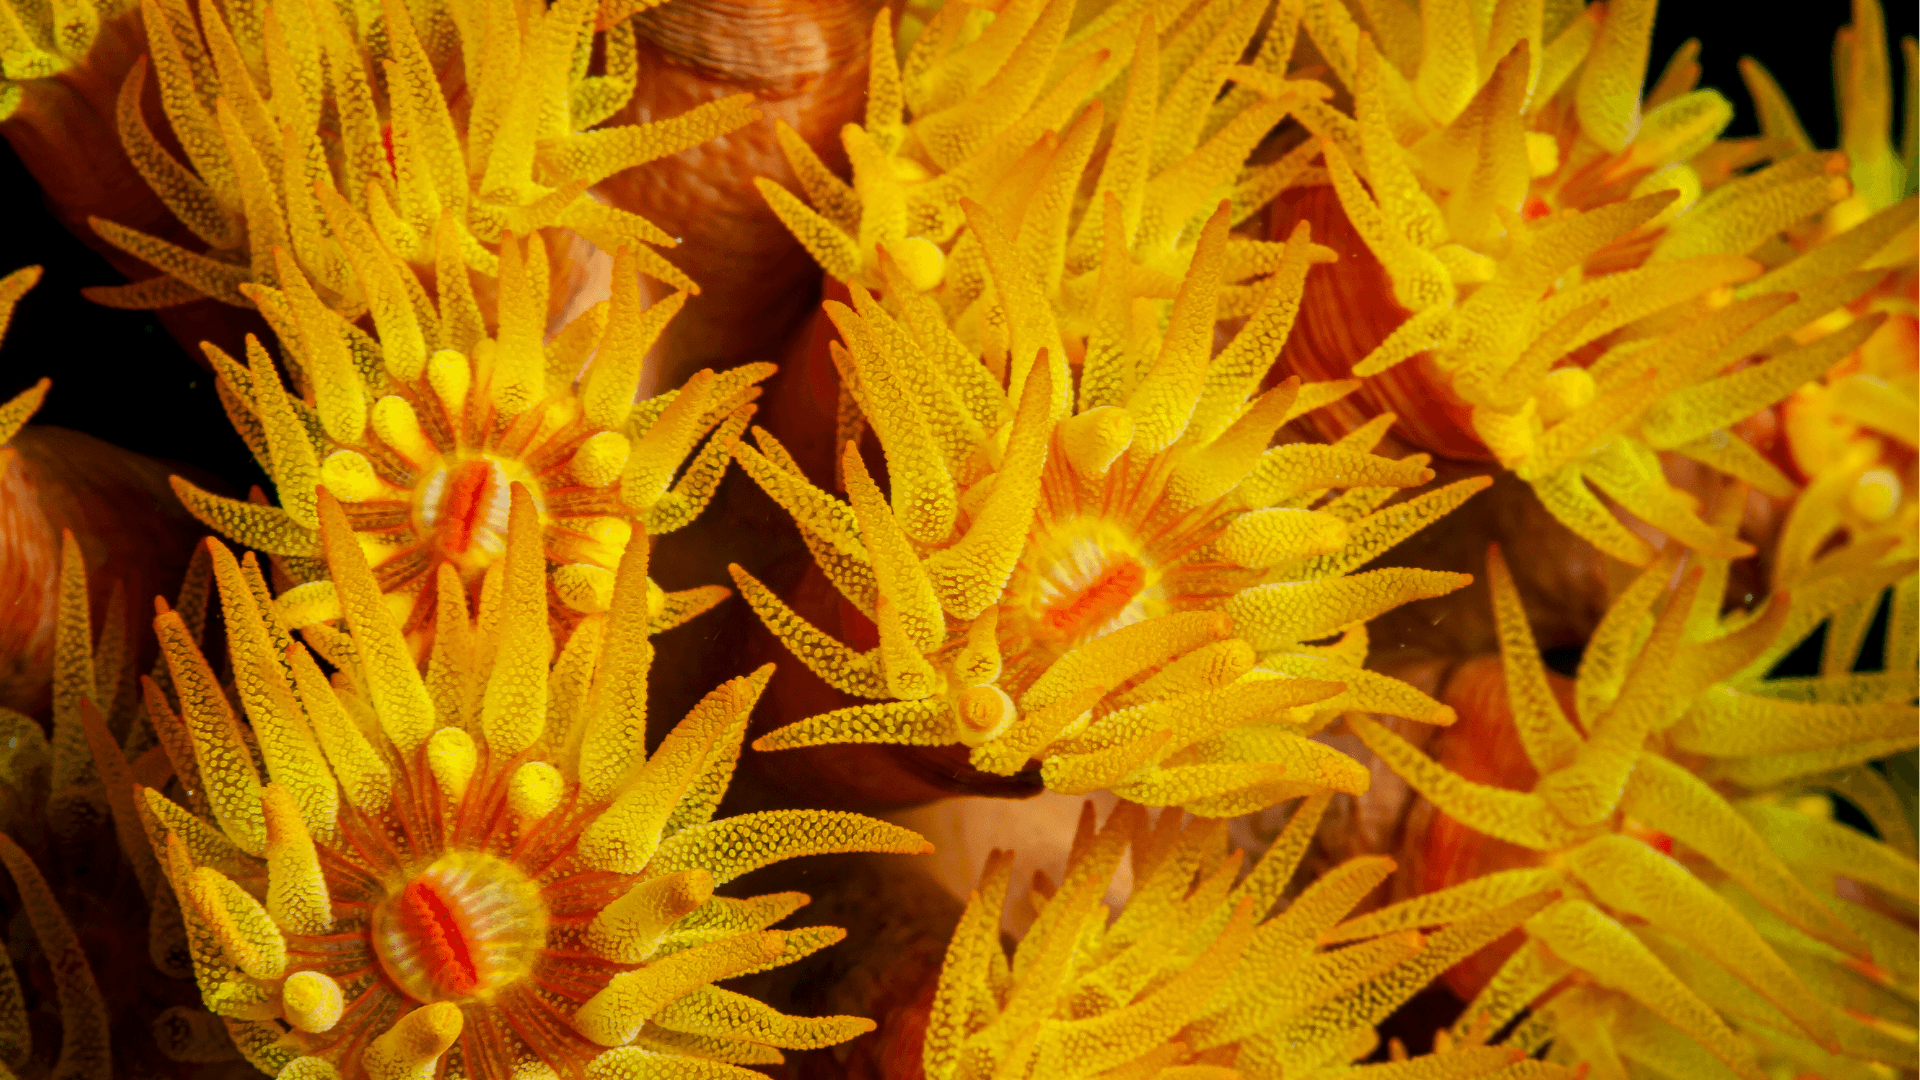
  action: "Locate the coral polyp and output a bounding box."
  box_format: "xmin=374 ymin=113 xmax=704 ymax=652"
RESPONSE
xmin=1340 ymin=492 xmax=1917 ymax=1078
xmin=112 ymin=483 xmax=932 ymax=1078
xmin=165 ymin=229 xmax=768 ymax=636
xmin=0 ymin=0 xmax=1915 ymax=1074
xmin=1277 ymin=0 xmax=1917 ymax=567
xmin=738 ymin=206 xmax=1483 ymax=814
xmin=760 ymin=0 xmax=1327 ymax=298
xmin=98 ymin=0 xmax=781 ymax=639
xmin=1756 ymin=0 xmax=1918 ymax=559
xmin=919 ymin=796 xmax=1582 ymax=1079
xmin=88 ymin=0 xmax=754 ymax=311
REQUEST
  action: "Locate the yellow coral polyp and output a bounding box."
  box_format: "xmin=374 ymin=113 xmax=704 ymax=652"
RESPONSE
xmin=1337 ymin=487 xmax=1918 ymax=1079
xmin=1290 ymin=0 xmax=1918 ymax=567
xmin=166 ymin=233 xmax=768 ymax=637
xmin=1755 ymin=0 xmax=1919 ymax=566
xmin=741 ymin=200 xmax=1480 ymax=814
xmin=741 ymin=0 xmax=1497 ymax=812
xmin=87 ymin=0 xmax=756 ymax=311
xmin=111 ymin=482 xmax=931 ymax=1079
xmin=921 ymin=796 xmax=1585 ymax=1080
xmin=762 ymin=0 xmax=1333 ymax=305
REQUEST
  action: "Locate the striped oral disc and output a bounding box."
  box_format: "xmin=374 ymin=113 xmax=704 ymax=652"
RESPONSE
xmin=372 ymin=851 xmax=547 ymax=1004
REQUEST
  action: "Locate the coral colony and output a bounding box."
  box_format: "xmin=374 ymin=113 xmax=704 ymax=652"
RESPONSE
xmin=0 ymin=0 xmax=1912 ymax=1076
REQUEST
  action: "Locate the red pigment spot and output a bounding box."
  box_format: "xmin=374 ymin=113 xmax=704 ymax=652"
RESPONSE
xmin=1522 ymin=196 xmax=1552 ymax=221
xmin=399 ymin=878 xmax=479 ymax=997
xmin=381 ymin=124 xmax=396 ymax=172
xmin=1622 ymin=820 xmax=1674 ymax=855
xmin=437 ymin=459 xmax=496 ymax=556
xmin=1039 ymin=558 xmax=1145 ymax=643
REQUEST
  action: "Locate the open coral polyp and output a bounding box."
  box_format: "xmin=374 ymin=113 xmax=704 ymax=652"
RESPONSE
xmin=917 ymin=796 xmax=1584 ymax=1080
xmin=1275 ymin=0 xmax=1918 ymax=568
xmin=165 ymin=227 xmax=768 ymax=640
xmin=88 ymin=0 xmax=755 ymax=312
xmin=1341 ymin=487 xmax=1917 ymax=1079
xmin=737 ymin=206 xmax=1484 ymax=814
xmin=112 ymin=482 xmax=932 ymax=1078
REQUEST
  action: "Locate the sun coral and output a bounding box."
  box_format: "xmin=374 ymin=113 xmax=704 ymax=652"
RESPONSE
xmin=100 ymin=480 xmax=933 ymax=1079
xmin=1272 ymin=0 xmax=1918 ymax=569
xmin=1754 ymin=0 xmax=1919 ymax=567
xmin=86 ymin=0 xmax=755 ymax=313
xmin=96 ymin=0 xmax=781 ymax=644
xmin=161 ymin=222 xmax=768 ymax=641
xmin=735 ymin=204 xmax=1487 ymax=814
xmin=1335 ymin=486 xmax=1917 ymax=1079
xmin=759 ymin=0 xmax=1328 ymax=309
xmin=915 ymin=796 xmax=1582 ymax=1080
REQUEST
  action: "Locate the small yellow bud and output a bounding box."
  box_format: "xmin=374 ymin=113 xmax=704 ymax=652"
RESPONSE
xmin=885 ymin=236 xmax=946 ymax=291
xmin=372 ymin=396 xmax=437 ymax=467
xmin=570 ymin=430 xmax=632 ymax=487
xmin=1537 ymin=366 xmax=1597 ymax=425
xmin=426 ymin=728 xmax=477 ymax=802
xmin=1850 ymin=467 xmax=1901 ymax=522
xmin=956 ymin=684 xmax=1015 ymax=746
xmin=283 ymin=970 xmax=344 ymax=1034
xmin=508 ymin=762 xmax=564 ymax=825
xmin=554 ymin=564 xmax=618 ymax=613
xmin=319 ymin=450 xmax=384 ymax=502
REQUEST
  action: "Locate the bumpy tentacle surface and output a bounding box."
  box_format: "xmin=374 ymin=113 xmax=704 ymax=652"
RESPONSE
xmin=1287 ymin=0 xmax=1917 ymax=565
xmin=89 ymin=0 xmax=754 ymax=307
xmin=117 ymin=484 xmax=929 ymax=1078
xmin=163 ymin=229 xmax=766 ymax=641
xmin=921 ymin=797 xmax=1584 ymax=1080
xmin=1337 ymin=492 xmax=1918 ymax=1079
xmin=740 ymin=206 xmax=1477 ymax=812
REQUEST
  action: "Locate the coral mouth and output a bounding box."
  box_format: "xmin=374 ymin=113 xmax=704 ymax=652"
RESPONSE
xmin=416 ymin=456 xmax=542 ymax=574
xmin=1017 ymin=518 xmax=1161 ymax=657
xmin=372 ymin=851 xmax=548 ymax=1005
